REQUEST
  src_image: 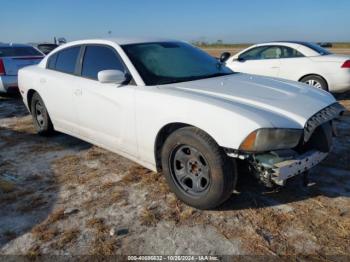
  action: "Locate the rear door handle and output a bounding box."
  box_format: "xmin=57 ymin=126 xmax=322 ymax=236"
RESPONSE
xmin=271 ymin=66 xmax=279 ymax=69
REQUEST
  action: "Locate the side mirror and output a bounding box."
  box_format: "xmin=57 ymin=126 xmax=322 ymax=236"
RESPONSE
xmin=237 ymin=56 xmax=246 ymax=62
xmin=98 ymin=70 xmax=126 ymax=85
xmin=219 ymin=52 xmax=231 ymax=63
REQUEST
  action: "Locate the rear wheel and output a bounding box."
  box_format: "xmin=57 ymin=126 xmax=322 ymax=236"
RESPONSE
xmin=300 ymin=75 xmax=328 ymax=91
xmin=30 ymin=92 xmax=54 ymax=135
xmin=161 ymin=127 xmax=237 ymax=209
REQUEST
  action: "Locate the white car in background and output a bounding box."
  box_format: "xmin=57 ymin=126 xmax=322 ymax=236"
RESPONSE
xmin=224 ymin=41 xmax=350 ymax=92
xmin=0 ymin=43 xmax=44 ymax=93
xmin=18 ymin=38 xmax=344 ymax=209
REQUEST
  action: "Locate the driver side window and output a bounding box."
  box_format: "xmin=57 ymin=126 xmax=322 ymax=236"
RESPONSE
xmin=239 ymin=46 xmax=267 ymax=61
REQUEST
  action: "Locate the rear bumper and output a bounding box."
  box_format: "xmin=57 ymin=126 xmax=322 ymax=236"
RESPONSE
xmin=327 ymin=71 xmax=350 ymax=93
xmin=0 ymin=75 xmax=18 ymax=93
xmin=271 ymin=150 xmax=328 ymax=185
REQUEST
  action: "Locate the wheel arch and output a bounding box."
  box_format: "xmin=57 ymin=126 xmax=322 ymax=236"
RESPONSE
xmin=154 ymin=122 xmax=193 ymax=172
xmin=27 ymin=89 xmax=38 ymax=112
xmin=298 ymin=73 xmax=329 ymax=88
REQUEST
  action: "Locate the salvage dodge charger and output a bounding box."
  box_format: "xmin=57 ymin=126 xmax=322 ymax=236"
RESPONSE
xmin=18 ymin=38 xmax=345 ymax=209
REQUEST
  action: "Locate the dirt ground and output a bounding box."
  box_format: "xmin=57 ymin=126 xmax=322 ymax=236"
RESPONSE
xmin=0 ymin=80 xmax=350 ymax=256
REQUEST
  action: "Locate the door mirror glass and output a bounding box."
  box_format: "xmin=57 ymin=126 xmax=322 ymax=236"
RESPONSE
xmin=98 ymin=70 xmax=126 ymax=84
xmin=219 ymin=52 xmax=231 ymax=63
xmin=237 ymin=56 xmax=245 ymax=62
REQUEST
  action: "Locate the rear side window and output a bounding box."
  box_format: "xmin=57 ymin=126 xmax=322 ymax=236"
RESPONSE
xmin=0 ymin=46 xmax=43 ymax=57
xmin=81 ymin=45 xmax=125 ymax=80
xmin=280 ymin=46 xmax=304 ymax=58
xmin=54 ymin=46 xmax=80 ymax=74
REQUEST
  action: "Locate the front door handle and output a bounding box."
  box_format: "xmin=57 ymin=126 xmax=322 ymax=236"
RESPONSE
xmin=74 ymin=89 xmax=82 ymax=96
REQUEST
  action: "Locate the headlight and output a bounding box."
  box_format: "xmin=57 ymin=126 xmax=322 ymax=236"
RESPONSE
xmin=239 ymin=128 xmax=302 ymax=152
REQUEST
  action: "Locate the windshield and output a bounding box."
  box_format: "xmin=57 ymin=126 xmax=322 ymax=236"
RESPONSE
xmin=0 ymin=46 xmax=43 ymax=57
xmin=121 ymin=42 xmax=233 ymax=85
xmin=303 ymin=42 xmax=332 ymax=56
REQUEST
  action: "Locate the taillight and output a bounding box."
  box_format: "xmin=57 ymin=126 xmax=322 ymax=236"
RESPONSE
xmin=0 ymin=59 xmax=5 ymax=75
xmin=341 ymin=60 xmax=350 ymax=68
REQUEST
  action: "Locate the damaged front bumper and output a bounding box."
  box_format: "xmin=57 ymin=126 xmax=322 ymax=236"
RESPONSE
xmin=227 ymin=149 xmax=328 ymax=187
xmin=266 ymin=150 xmax=328 ymax=186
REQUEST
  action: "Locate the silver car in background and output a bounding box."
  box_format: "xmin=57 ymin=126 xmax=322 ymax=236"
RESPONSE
xmin=0 ymin=43 xmax=44 ymax=94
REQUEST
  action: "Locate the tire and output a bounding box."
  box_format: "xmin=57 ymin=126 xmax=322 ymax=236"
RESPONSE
xmin=300 ymin=75 xmax=328 ymax=91
xmin=161 ymin=127 xmax=237 ymax=209
xmin=30 ymin=92 xmax=54 ymax=135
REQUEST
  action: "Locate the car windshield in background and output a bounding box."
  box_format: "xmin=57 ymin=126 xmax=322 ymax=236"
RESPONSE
xmin=0 ymin=46 xmax=43 ymax=57
xmin=303 ymin=42 xmax=332 ymax=56
xmin=37 ymin=44 xmax=58 ymax=55
xmin=122 ymin=42 xmax=233 ymax=85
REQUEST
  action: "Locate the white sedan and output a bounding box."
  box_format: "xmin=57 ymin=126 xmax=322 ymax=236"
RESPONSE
xmin=18 ymin=38 xmax=344 ymax=209
xmin=224 ymin=41 xmax=350 ymax=92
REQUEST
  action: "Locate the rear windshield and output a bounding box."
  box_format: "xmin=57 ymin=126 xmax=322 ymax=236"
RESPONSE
xmin=0 ymin=47 xmax=43 ymax=57
xmin=302 ymin=42 xmax=332 ymax=56
xmin=37 ymin=44 xmax=58 ymax=54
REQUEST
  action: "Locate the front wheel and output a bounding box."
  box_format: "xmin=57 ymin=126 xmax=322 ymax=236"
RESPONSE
xmin=30 ymin=92 xmax=54 ymax=135
xmin=161 ymin=127 xmax=237 ymax=209
xmin=300 ymin=75 xmax=328 ymax=91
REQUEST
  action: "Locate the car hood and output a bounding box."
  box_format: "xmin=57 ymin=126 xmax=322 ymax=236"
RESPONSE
xmin=162 ymin=73 xmax=337 ymax=127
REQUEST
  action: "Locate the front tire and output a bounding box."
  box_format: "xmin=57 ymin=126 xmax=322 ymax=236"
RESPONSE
xmin=161 ymin=127 xmax=237 ymax=209
xmin=30 ymin=92 xmax=54 ymax=135
xmin=300 ymin=75 xmax=328 ymax=91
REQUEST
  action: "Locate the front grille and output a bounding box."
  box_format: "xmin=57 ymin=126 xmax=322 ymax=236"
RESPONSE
xmin=304 ymin=103 xmax=344 ymax=142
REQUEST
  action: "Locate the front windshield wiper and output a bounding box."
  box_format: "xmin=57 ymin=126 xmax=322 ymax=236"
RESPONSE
xmin=160 ymin=72 xmax=234 ymax=85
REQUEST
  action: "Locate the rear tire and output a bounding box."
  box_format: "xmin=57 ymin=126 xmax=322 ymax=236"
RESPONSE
xmin=161 ymin=127 xmax=237 ymax=209
xmin=30 ymin=92 xmax=54 ymax=136
xmin=300 ymin=75 xmax=328 ymax=91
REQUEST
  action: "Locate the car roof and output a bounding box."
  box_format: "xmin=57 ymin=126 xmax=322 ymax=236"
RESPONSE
xmin=76 ymin=37 xmax=177 ymax=45
xmin=270 ymin=41 xmax=313 ymax=45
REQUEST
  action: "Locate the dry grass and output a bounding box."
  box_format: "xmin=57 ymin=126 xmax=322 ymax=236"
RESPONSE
xmin=86 ymin=217 xmax=109 ymax=234
xmin=17 ymin=195 xmax=48 ymax=213
xmin=0 ymin=189 xmax=35 ymax=205
xmin=51 ymin=228 xmax=80 ymax=249
xmin=32 ymin=226 xmax=59 ymax=242
xmin=90 ymin=235 xmax=119 ymax=255
xmin=0 ymin=179 xmax=15 ymax=193
xmin=139 ymin=208 xmax=161 ymax=226
xmin=31 ymin=208 xmax=66 ymax=243
xmin=26 ymin=244 xmax=41 ymax=257
xmin=86 ymin=217 xmax=119 ymax=255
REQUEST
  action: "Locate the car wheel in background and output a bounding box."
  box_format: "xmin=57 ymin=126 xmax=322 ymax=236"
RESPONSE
xmin=161 ymin=126 xmax=237 ymax=209
xmin=30 ymin=92 xmax=54 ymax=135
xmin=300 ymin=75 xmax=329 ymax=91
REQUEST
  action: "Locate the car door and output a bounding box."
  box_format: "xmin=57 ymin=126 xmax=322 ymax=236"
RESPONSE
xmin=228 ymin=45 xmax=281 ymax=77
xmin=73 ymin=45 xmax=137 ymax=156
xmin=40 ymin=46 xmax=82 ymax=133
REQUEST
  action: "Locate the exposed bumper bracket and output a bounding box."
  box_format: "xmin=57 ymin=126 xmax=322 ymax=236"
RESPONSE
xmin=271 ymin=150 xmax=328 ymax=186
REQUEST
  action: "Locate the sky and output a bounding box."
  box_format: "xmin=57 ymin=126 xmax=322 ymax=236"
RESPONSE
xmin=1 ymin=0 xmax=349 ymax=44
